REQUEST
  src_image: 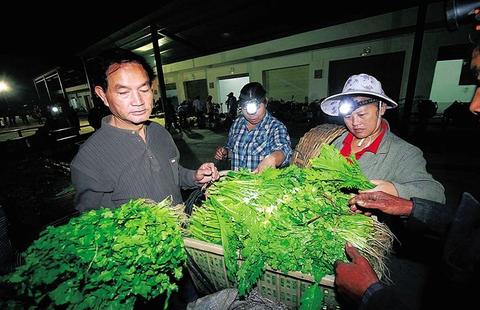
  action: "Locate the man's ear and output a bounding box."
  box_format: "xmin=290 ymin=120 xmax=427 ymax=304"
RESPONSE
xmin=94 ymin=86 xmax=109 ymax=107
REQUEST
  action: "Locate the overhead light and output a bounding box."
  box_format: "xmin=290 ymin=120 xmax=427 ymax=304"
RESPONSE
xmin=135 ymin=43 xmax=153 ymax=52
xmin=134 ymin=38 xmax=166 ymax=52
xmin=149 ymin=50 xmax=167 ymax=57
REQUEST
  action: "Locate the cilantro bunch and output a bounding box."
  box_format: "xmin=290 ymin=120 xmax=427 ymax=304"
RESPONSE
xmin=1 ymin=198 xmax=186 ymax=310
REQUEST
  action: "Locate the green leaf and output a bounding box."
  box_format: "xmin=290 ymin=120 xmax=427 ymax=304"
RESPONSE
xmin=49 ymin=281 xmax=71 ymax=305
xmin=300 ymin=283 xmax=324 ymax=310
xmin=4 ymin=198 xmax=186 ymax=309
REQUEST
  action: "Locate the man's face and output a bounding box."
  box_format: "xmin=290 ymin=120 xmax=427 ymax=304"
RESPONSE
xmin=343 ymin=97 xmax=385 ymax=139
xmin=242 ymin=101 xmax=266 ymax=125
xmin=470 ymin=48 xmax=480 ymax=115
xmin=95 ymin=62 xmax=153 ymax=128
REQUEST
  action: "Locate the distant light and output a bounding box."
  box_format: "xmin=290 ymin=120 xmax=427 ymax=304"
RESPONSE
xmin=221 ymin=32 xmax=231 ymax=38
xmin=51 ymin=106 xmax=60 ymax=113
xmin=0 ymin=81 xmax=10 ymax=93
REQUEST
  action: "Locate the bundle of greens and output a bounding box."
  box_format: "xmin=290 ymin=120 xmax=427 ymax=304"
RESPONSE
xmin=1 ymin=198 xmax=187 ymax=310
xmin=187 ymin=144 xmax=394 ymax=308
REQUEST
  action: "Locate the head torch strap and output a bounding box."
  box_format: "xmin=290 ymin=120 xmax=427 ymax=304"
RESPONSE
xmin=339 ymin=97 xmax=381 ymax=115
xmin=356 ymin=98 xmax=379 ymax=105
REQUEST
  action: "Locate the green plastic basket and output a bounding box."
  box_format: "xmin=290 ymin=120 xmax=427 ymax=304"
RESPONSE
xmin=184 ymin=237 xmax=340 ymax=309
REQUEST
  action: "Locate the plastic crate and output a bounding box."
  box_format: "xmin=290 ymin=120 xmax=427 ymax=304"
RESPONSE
xmin=184 ymin=237 xmax=340 ymax=309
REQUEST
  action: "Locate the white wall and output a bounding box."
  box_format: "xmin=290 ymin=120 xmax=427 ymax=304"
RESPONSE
xmin=218 ymin=76 xmax=250 ymax=113
xmin=429 ymin=60 xmax=476 ymax=112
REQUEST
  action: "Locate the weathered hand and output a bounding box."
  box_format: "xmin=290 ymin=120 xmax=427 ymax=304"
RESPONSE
xmin=348 ymin=191 xmax=413 ymax=217
xmin=194 ymin=162 xmax=220 ymax=185
xmin=334 ymin=243 xmax=379 ymax=302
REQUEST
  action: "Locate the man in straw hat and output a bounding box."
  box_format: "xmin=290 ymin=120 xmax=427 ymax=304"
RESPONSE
xmin=320 ymin=73 xmax=445 ymax=203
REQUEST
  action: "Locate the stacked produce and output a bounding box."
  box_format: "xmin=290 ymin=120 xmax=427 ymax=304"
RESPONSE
xmin=187 ymin=144 xmax=394 ymax=308
xmin=1 ymin=198 xmax=187 ymax=310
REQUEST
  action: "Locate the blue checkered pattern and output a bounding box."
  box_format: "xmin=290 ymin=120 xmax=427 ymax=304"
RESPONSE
xmin=225 ymin=112 xmax=292 ymax=171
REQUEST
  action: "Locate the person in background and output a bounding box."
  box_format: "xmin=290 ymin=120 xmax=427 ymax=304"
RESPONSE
xmin=71 ymin=48 xmax=219 ymax=213
xmin=226 ymin=92 xmax=238 ymax=119
xmin=178 ymin=100 xmax=191 ymax=131
xmin=214 ymin=82 xmax=292 ymax=173
xmin=223 ymin=92 xmax=238 ymax=130
xmin=193 ymin=95 xmax=206 ymax=128
xmin=164 ymin=97 xmax=181 ymax=134
xmin=320 ymin=73 xmax=445 ymax=203
xmin=206 ymin=95 xmax=215 ymax=129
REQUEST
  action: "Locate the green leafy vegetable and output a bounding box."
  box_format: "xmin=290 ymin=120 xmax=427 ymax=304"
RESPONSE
xmin=300 ymin=283 xmax=324 ymax=310
xmin=1 ymin=198 xmax=187 ymax=310
xmin=187 ymin=144 xmax=394 ymax=307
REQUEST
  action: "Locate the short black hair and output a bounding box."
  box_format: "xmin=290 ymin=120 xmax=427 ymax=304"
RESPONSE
xmin=89 ymin=48 xmax=155 ymax=91
xmin=239 ymin=82 xmax=267 ymax=105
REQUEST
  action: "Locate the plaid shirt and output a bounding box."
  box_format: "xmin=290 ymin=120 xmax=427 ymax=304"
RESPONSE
xmin=225 ymin=112 xmax=292 ymax=171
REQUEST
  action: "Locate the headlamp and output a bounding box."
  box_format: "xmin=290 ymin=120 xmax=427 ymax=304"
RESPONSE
xmin=242 ymin=99 xmax=261 ymax=115
xmin=338 ymin=98 xmax=378 ymax=116
xmin=338 ymin=99 xmax=355 ymax=115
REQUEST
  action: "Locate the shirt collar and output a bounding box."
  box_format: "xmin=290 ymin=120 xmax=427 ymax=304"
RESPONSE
xmin=340 ymin=120 xmax=388 ymax=159
xmin=240 ymin=111 xmax=271 ymax=129
xmin=102 ymin=115 xmax=149 ymax=136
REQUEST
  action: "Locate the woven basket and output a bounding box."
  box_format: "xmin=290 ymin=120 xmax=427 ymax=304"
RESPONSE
xmin=291 ymin=123 xmax=346 ymax=168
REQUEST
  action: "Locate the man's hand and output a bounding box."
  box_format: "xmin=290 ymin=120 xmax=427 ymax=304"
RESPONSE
xmin=363 ymin=179 xmax=398 ymax=196
xmin=334 ymin=243 xmax=379 ymax=302
xmin=214 ymin=147 xmax=227 ymax=161
xmin=194 ymin=162 xmax=220 ymax=185
xmin=348 ymin=191 xmax=413 ymax=217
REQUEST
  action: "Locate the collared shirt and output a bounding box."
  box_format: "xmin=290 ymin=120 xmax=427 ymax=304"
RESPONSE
xmin=340 ymin=120 xmax=388 ymax=160
xmin=332 ymin=121 xmax=445 ymax=203
xmin=71 ymin=116 xmax=198 ymax=212
xmin=225 ymin=111 xmax=292 ymax=171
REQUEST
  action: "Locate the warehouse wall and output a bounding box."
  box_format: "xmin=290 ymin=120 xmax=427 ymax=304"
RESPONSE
xmin=155 ymin=2 xmax=472 ymax=114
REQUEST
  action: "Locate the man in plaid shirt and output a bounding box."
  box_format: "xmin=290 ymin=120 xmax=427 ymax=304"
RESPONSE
xmin=215 ymin=82 xmax=292 ymax=173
